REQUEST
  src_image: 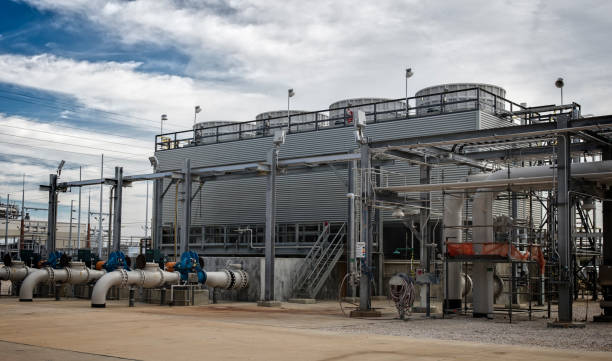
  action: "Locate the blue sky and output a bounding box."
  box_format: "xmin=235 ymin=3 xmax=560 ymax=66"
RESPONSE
xmin=1 ymin=0 xmax=612 ymax=236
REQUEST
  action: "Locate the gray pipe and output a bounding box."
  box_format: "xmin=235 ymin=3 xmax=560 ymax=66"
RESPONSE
xmin=91 ymin=263 xmax=180 ymax=308
xmin=0 ymin=261 xmax=33 ymax=283
xmin=205 ymin=269 xmax=248 ymax=290
xmin=19 ymin=262 xmax=105 ymax=301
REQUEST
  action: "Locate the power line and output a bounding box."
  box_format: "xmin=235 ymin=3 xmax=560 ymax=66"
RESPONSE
xmin=0 ymin=131 xmax=148 ymax=156
xmin=0 ymin=89 xmax=186 ymax=130
xmin=1 ymin=123 xmax=151 ymax=150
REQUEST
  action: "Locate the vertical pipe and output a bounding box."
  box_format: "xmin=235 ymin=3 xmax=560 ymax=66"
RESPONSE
xmin=68 ymin=199 xmax=73 ymax=252
xmin=145 ymin=181 xmax=149 ymax=239
xmin=359 ymin=143 xmax=371 ymax=311
xmin=347 ymin=161 xmax=356 ymax=298
xmin=107 ymin=187 xmax=113 ymax=256
xmin=112 ymin=167 xmax=123 ymax=253
xmin=4 ymin=194 xmax=9 ymax=256
xmin=264 ymin=146 xmax=278 ymax=301
xmin=47 ymin=174 xmax=57 ymax=256
xmin=20 ymin=174 xmax=25 ymax=254
xmin=556 ymin=114 xmax=572 ymax=322
xmin=77 ymin=166 xmax=82 ymax=250
xmin=180 ymin=159 xmax=192 ymax=255
xmin=98 ymin=154 xmax=104 ymax=258
xmin=419 ymin=164 xmax=431 ymax=315
xmin=87 ymin=192 xmax=91 ymax=248
xmin=375 ymin=166 xmax=384 ymax=296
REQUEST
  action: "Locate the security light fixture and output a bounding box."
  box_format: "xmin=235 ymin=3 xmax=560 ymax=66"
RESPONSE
xmin=392 ymin=207 xmax=405 ymax=218
xmin=57 ymin=160 xmax=65 ymax=177
xmin=555 ymin=77 xmax=565 ymax=105
xmin=405 ymin=68 xmax=414 ymax=79
xmin=288 ymin=88 xmax=295 ymax=97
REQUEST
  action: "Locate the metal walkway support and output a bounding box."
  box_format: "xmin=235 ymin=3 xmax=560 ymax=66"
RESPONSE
xmin=556 ymin=114 xmax=573 ymax=322
xmin=294 ymin=223 xmax=346 ymax=298
xmin=179 ymin=158 xmax=192 ymax=255
xmin=264 ymin=142 xmax=280 ymax=302
xmin=112 ymin=167 xmax=123 ymax=252
xmin=46 ymin=174 xmax=58 ymax=256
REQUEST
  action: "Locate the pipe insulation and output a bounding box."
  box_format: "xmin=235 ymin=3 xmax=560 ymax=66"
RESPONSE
xmin=19 ymin=261 xmax=106 ymax=301
xmin=0 ymin=261 xmax=33 ymax=283
xmin=444 ymin=160 xmax=612 ymax=316
xmin=92 ymin=263 xmax=180 ymax=307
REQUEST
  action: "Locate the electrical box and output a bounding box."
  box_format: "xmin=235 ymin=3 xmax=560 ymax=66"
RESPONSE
xmin=187 ymin=272 xmax=199 ymax=284
xmin=356 ymin=241 xmax=366 ymax=258
xmin=353 ymin=110 xmax=367 ymax=129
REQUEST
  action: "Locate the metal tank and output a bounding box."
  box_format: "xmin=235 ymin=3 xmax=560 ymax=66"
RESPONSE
xmin=415 ymin=83 xmax=506 ymax=116
xmin=193 ymin=121 xmax=252 ymax=144
xmin=255 ymin=110 xmax=328 ymax=132
xmin=328 ymin=98 xmax=405 ymax=125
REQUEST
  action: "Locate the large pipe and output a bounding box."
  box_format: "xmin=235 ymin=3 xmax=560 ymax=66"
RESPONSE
xmin=0 ymin=261 xmax=33 ymax=283
xmin=91 ymin=262 xmax=180 ymax=308
xmin=205 ymin=269 xmax=249 ymax=290
xmin=19 ymin=261 xmax=105 ymax=301
xmin=444 ymin=160 xmax=612 ymax=316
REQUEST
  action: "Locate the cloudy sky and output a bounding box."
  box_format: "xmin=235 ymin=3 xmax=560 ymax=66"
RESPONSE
xmin=1 ymin=0 xmax=611 ymax=238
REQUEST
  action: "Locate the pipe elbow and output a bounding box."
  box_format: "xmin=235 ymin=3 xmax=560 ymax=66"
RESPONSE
xmin=91 ymin=271 xmax=123 ymax=308
xmin=19 ymin=269 xmax=50 ymax=302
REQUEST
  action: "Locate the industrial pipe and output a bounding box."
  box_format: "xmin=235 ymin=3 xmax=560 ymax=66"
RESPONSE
xmin=205 ymin=269 xmax=248 ymax=290
xmin=0 ymin=261 xmax=33 ymax=283
xmin=444 ymin=160 xmax=612 ymax=316
xmin=19 ymin=261 xmax=105 ymax=302
xmin=91 ymin=262 xmax=180 ymax=308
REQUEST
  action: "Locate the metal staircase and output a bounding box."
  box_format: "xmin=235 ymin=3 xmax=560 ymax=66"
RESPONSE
xmin=293 ymin=223 xmax=346 ymax=299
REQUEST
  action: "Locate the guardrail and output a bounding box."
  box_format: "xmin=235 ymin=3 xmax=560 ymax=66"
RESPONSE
xmin=155 ymin=87 xmax=571 ymax=151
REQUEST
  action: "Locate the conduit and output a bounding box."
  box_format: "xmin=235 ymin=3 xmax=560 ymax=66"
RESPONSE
xmin=443 ymin=160 xmax=612 ymax=316
xmin=19 ymin=261 xmax=105 ymax=301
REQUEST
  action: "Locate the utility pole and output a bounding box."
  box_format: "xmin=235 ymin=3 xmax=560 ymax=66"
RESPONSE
xmin=77 ymin=166 xmax=82 ymax=250
xmin=87 ymin=191 xmax=91 ymax=248
xmin=98 ymin=154 xmax=104 ymax=258
xmin=20 ymin=174 xmax=25 ymax=254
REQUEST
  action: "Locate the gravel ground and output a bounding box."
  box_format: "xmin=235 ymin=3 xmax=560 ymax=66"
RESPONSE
xmin=323 ymin=300 xmax=612 ymax=352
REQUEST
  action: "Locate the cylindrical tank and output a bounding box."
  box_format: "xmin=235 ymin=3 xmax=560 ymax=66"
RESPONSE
xmin=193 ymin=121 xmax=248 ymax=144
xmin=328 ymin=98 xmax=405 ymax=125
xmin=255 ymin=110 xmax=328 ymax=132
xmin=415 ymin=83 xmax=506 ymax=116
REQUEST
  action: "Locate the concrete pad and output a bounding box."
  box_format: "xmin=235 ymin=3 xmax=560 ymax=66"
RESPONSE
xmin=287 ymin=298 xmax=316 ymax=304
xmin=412 ymin=306 xmax=438 ymax=313
xmin=257 ymin=300 xmax=282 ymax=307
xmin=349 ymin=309 xmax=382 ymax=317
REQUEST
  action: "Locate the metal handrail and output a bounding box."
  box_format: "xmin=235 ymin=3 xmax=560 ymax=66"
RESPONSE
xmin=155 ymin=87 xmax=527 ymax=151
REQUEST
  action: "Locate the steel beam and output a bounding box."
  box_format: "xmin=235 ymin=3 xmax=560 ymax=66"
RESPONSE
xmin=179 ymin=159 xmax=192 ymax=255
xmin=111 ymin=167 xmax=123 ymax=252
xmin=46 ymin=174 xmax=58 ymax=256
xmin=556 ymin=115 xmax=573 ymax=322
xmin=359 ymin=143 xmax=372 ymax=311
xmin=264 ymin=146 xmax=279 ymax=301
xmin=370 ymin=115 xmax=612 ymax=150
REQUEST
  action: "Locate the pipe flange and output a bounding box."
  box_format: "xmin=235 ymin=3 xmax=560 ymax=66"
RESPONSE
xmin=156 ymin=268 xmax=165 ymax=286
xmin=65 ymin=267 xmax=72 ymax=283
xmin=227 ymin=269 xmax=236 ymax=290
xmin=236 ymin=270 xmax=248 ymax=289
xmin=119 ymin=269 xmax=129 ymax=288
xmin=84 ymin=267 xmax=91 ymax=282
xmin=4 ymin=267 xmax=10 ymax=280
xmin=137 ymin=270 xmax=146 ymax=287
xmin=46 ymin=267 xmax=55 ymax=284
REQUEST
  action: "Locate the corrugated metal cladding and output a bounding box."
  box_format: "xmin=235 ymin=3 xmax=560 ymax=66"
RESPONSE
xmin=156 ymin=111 xmax=479 ymax=225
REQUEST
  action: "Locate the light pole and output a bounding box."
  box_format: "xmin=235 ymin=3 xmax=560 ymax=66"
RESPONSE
xmin=194 ymin=105 xmax=202 ymax=125
xmin=405 ymin=68 xmax=414 ymax=116
xmin=160 ymin=114 xmax=168 ymax=134
xmin=287 ymin=88 xmax=295 ymax=128
xmin=555 ymin=77 xmax=565 ymax=105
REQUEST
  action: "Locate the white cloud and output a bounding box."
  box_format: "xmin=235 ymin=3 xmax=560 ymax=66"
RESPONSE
xmin=16 ymin=0 xmax=612 ymax=115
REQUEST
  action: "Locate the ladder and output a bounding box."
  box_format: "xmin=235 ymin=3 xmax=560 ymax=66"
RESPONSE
xmin=293 ymin=223 xmax=346 ymax=299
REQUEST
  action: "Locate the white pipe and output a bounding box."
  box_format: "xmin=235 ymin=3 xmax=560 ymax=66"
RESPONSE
xmin=0 ymin=261 xmax=33 ymax=283
xmin=91 ymin=262 xmax=180 ymax=308
xmin=443 ymin=160 xmax=612 ymax=316
xmin=19 ymin=262 xmax=106 ymax=301
xmin=205 ymin=269 xmax=248 ymax=290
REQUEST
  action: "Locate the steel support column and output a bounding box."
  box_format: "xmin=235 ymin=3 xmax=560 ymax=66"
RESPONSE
xmin=347 ymin=160 xmax=356 ymax=298
xmin=556 ymin=115 xmax=573 ymax=322
xmin=359 ymin=143 xmax=372 ymax=311
xmin=419 ymin=164 xmax=431 ymax=315
xmin=375 ymin=165 xmax=384 ymax=296
xmin=46 ymin=174 xmax=58 ymax=256
xmin=111 ymin=167 xmax=123 ymax=253
xmin=264 ymin=146 xmax=279 ymax=301
xmin=599 ymin=148 xmax=612 ymax=319
xmin=179 ymin=158 xmax=192 ymax=255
